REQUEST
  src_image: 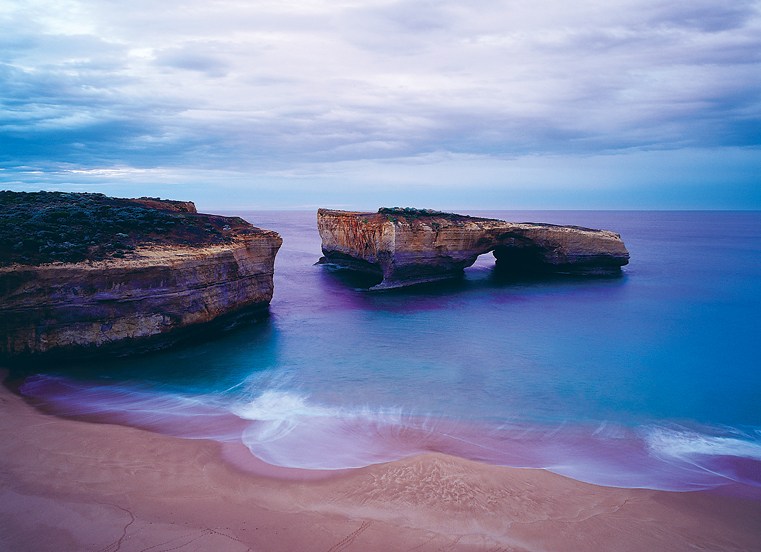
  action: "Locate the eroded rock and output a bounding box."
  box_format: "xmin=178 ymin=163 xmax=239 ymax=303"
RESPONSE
xmin=0 ymin=192 xmax=282 ymax=359
xmin=318 ymin=208 xmax=629 ymax=289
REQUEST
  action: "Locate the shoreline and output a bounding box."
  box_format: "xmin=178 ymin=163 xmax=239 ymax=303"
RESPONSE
xmin=2 ymin=374 xmax=760 ymax=551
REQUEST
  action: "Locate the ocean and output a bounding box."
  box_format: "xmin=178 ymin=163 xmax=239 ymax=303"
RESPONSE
xmin=16 ymin=210 xmax=761 ymax=495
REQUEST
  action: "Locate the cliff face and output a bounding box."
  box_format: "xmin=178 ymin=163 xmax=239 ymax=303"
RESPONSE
xmin=318 ymin=208 xmax=629 ymax=289
xmin=1 ymin=193 xmax=281 ymax=359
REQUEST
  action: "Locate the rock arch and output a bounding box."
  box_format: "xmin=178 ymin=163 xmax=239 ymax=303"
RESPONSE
xmin=318 ymin=208 xmax=629 ymax=289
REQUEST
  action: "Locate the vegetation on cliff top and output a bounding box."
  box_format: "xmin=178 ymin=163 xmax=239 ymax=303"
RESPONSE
xmin=377 ymin=207 xmax=498 ymax=223
xmin=377 ymin=207 xmax=452 ymax=217
xmin=0 ymin=191 xmax=253 ymax=266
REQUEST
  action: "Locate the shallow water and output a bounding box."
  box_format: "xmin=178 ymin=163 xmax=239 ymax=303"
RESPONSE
xmin=16 ymin=210 xmax=761 ymax=493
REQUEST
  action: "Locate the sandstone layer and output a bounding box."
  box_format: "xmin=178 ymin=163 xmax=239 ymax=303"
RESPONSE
xmin=0 ymin=193 xmax=282 ymax=359
xmin=318 ymin=208 xmax=629 ymax=289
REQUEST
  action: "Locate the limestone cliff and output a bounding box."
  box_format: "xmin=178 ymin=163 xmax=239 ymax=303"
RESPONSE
xmin=318 ymin=208 xmax=629 ymax=289
xmin=1 ymin=192 xmax=281 ymax=359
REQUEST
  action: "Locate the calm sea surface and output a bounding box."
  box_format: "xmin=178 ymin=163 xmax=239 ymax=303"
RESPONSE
xmin=17 ymin=211 xmax=761 ymax=493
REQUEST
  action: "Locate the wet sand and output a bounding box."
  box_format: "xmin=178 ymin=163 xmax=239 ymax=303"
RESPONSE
xmin=1 ymin=375 xmax=760 ymax=552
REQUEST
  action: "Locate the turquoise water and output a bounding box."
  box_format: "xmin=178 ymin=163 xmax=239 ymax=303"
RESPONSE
xmin=18 ymin=211 xmax=761 ymax=493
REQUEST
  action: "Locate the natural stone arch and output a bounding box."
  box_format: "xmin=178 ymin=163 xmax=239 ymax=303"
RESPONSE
xmin=318 ymin=208 xmax=629 ymax=289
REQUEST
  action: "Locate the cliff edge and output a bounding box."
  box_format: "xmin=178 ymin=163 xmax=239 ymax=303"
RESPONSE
xmin=318 ymin=208 xmax=629 ymax=289
xmin=1 ymin=191 xmax=282 ymax=359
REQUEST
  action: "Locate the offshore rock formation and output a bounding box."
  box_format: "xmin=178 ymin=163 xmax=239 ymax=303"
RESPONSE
xmin=318 ymin=208 xmax=629 ymax=289
xmin=1 ymin=192 xmax=282 ymax=359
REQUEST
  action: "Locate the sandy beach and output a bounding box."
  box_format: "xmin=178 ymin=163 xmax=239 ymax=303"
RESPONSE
xmin=1 ymin=372 xmax=760 ymax=552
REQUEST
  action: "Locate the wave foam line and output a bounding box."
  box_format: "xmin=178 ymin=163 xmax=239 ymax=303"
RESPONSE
xmin=19 ymin=376 xmax=761 ymax=492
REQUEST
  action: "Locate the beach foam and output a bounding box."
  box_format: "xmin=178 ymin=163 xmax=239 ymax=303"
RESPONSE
xmin=19 ymin=375 xmax=761 ymax=492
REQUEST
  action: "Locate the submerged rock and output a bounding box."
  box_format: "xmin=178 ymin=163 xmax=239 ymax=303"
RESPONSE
xmin=0 ymin=192 xmax=282 ymax=359
xmin=318 ymin=208 xmax=629 ymax=289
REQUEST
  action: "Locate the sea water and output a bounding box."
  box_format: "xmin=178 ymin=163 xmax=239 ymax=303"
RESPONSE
xmin=16 ymin=211 xmax=761 ymax=493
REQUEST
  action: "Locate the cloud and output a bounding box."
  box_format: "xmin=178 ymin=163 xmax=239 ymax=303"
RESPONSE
xmin=0 ymin=0 xmax=759 ymax=207
xmin=644 ymin=0 xmax=758 ymax=32
xmin=153 ymin=42 xmax=231 ymax=77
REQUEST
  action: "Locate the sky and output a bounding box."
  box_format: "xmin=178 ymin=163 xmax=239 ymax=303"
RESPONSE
xmin=1 ymin=0 xmax=760 ymax=211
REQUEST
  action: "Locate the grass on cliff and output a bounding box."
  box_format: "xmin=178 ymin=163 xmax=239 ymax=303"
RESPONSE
xmin=377 ymin=207 xmax=497 ymax=225
xmin=0 ymin=191 xmax=252 ymax=266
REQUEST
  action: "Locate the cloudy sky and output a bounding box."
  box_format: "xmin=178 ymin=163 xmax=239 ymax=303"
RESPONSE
xmin=1 ymin=0 xmax=759 ymax=210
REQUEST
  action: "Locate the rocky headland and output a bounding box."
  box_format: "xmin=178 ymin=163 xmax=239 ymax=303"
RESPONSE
xmin=318 ymin=208 xmax=629 ymax=289
xmin=0 ymin=191 xmax=282 ymax=360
